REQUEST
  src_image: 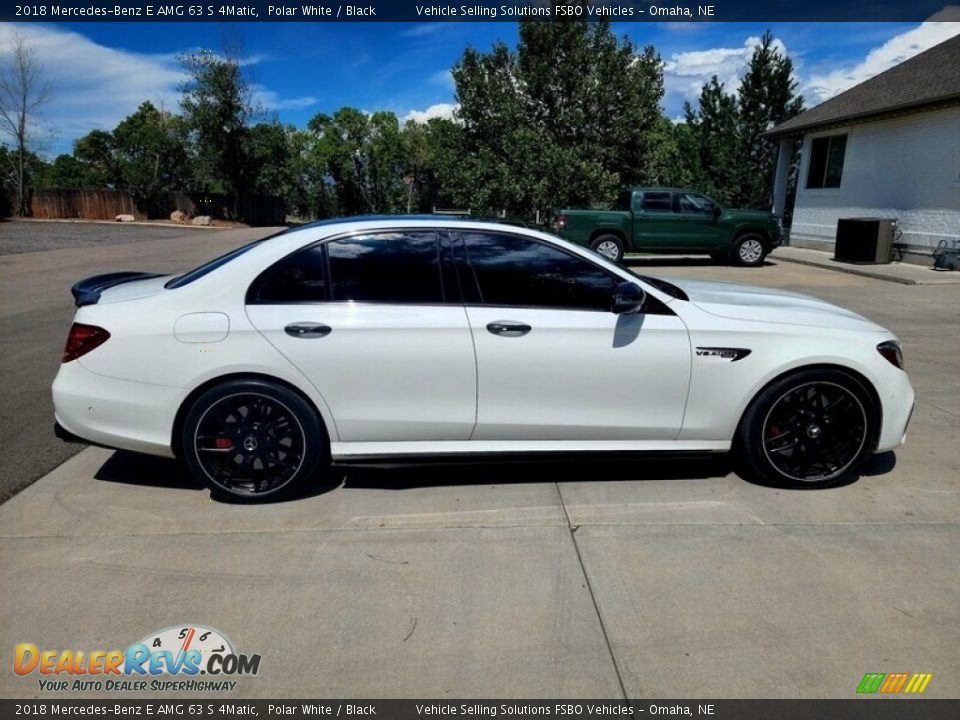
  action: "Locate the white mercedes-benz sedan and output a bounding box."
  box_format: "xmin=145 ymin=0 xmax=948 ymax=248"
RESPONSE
xmin=52 ymin=217 xmax=915 ymax=501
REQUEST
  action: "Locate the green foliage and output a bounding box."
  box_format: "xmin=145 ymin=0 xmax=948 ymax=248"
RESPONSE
xmin=15 ymin=26 xmax=803 ymax=224
xmin=735 ymin=31 xmax=804 ymax=208
xmin=307 ymin=107 xmax=410 ymax=215
xmin=448 ymin=20 xmax=670 ymax=219
xmin=111 ymin=102 xmax=190 ymax=204
xmin=33 ymin=154 xmax=91 ymax=188
xmin=681 ymin=31 xmax=803 ymax=209
xmin=178 ymin=50 xmax=256 ymax=206
xmin=72 ymin=130 xmax=121 ymax=187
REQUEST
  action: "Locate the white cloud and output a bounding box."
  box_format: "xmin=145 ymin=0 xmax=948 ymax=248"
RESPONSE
xmin=252 ymin=87 xmax=318 ymax=111
xmin=803 ymin=21 xmax=960 ymax=104
xmin=662 ymin=35 xmax=790 ymax=107
xmin=402 ymin=102 xmax=458 ymax=124
xmin=0 ymin=24 xmax=313 ymax=153
xmin=0 ymin=23 xmax=185 ymax=147
xmin=400 ymin=24 xmax=446 ymax=38
xmin=428 ymin=69 xmax=454 ymax=89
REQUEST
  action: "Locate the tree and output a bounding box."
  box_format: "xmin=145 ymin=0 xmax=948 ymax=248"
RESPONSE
xmin=450 ymin=19 xmax=670 ymax=221
xmin=33 ymin=153 xmax=89 ymax=189
xmin=72 ymin=129 xmax=121 ymax=188
xmin=735 ymin=31 xmax=803 ymax=208
xmin=308 ymin=108 xmax=409 ymax=216
xmin=0 ymin=32 xmax=52 ymax=216
xmin=111 ymin=101 xmax=190 ymax=205
xmin=179 ymin=49 xmax=257 ymax=214
xmin=681 ymin=31 xmax=803 ymax=209
xmin=682 ymin=77 xmax=741 ymax=205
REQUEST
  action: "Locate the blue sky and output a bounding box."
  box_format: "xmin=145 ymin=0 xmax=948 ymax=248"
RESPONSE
xmin=1 ymin=15 xmax=958 ymax=156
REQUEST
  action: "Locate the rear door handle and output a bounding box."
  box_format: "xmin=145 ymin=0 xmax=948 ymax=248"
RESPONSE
xmin=284 ymin=323 xmax=332 ymax=339
xmin=486 ymin=321 xmax=531 ymax=337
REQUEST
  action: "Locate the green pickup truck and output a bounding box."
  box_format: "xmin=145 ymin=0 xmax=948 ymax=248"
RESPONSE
xmin=554 ymin=187 xmax=782 ymax=266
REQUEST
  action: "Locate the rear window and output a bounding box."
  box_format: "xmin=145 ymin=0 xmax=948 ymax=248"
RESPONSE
xmin=165 ymin=228 xmax=295 ymax=289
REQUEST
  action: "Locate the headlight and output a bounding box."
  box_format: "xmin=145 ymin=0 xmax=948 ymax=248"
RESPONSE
xmin=877 ymin=340 xmax=904 ymax=370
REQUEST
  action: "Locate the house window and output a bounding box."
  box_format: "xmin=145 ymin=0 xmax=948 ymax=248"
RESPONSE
xmin=806 ymin=134 xmax=847 ymax=189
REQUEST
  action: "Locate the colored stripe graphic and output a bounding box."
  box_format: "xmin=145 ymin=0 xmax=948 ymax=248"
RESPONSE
xmin=857 ymin=673 xmax=885 ymax=693
xmin=905 ymin=673 xmax=933 ymax=694
xmin=857 ymin=672 xmax=932 ymax=694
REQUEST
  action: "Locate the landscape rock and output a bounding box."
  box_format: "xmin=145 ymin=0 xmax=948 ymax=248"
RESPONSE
xmin=115 ymin=214 xmax=135 ymax=222
xmin=191 ymin=215 xmax=213 ymax=226
xmin=170 ymin=210 xmax=188 ymax=223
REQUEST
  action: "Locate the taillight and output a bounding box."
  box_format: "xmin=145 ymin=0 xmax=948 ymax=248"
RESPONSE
xmin=62 ymin=323 xmax=110 ymax=363
xmin=877 ymin=340 xmax=904 ymax=370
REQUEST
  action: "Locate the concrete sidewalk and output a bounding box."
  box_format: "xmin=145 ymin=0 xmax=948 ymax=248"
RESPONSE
xmin=771 ymin=246 xmax=960 ymax=285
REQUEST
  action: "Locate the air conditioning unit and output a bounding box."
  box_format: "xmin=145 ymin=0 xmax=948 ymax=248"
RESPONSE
xmin=834 ymin=218 xmax=897 ymax=264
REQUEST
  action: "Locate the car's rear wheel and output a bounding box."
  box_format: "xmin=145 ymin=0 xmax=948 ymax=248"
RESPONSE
xmin=182 ymin=379 xmax=328 ymax=502
xmin=732 ymin=234 xmax=767 ymax=266
xmin=736 ymin=369 xmax=877 ymax=489
xmin=590 ymin=234 xmax=625 ymax=263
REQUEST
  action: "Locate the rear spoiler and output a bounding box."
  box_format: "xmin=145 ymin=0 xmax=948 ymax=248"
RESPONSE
xmin=70 ymin=272 xmax=164 ymax=308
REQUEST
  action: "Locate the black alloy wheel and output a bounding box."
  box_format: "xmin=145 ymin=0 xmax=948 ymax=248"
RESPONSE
xmin=737 ymin=370 xmax=877 ymax=489
xmin=183 ymin=380 xmax=327 ymax=501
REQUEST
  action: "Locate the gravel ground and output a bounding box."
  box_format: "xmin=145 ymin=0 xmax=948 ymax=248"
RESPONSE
xmin=0 ymin=219 xmax=224 ymax=255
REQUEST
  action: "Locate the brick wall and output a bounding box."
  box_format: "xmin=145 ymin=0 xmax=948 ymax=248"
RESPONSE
xmin=789 ymin=106 xmax=960 ymax=256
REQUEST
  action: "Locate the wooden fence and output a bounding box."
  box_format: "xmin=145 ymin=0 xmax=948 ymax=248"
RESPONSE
xmin=26 ymin=189 xmax=144 ymax=220
xmin=15 ymin=188 xmax=285 ymax=226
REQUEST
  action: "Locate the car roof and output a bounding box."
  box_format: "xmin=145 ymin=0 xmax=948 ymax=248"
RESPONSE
xmin=289 ymin=214 xmax=499 ymax=233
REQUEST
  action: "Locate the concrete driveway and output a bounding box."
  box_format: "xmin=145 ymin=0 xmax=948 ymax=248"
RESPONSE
xmin=1 ymin=233 xmax=958 ymax=699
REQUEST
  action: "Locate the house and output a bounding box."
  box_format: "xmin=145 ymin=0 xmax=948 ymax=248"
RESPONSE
xmin=767 ymin=33 xmax=960 ymax=262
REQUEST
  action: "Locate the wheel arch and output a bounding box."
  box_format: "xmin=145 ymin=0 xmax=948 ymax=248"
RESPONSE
xmin=733 ymin=227 xmax=770 ymax=245
xmin=589 ymin=228 xmax=627 ymax=245
xmin=171 ymin=372 xmax=332 ymax=460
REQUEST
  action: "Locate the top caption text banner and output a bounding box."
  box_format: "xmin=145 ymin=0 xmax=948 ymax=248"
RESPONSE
xmin=1 ymin=0 xmax=957 ymax=22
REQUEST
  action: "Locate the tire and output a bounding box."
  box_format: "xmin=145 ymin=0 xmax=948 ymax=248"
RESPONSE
xmin=590 ymin=234 xmax=625 ymax=263
xmin=182 ymin=379 xmax=328 ymax=502
xmin=735 ymin=369 xmax=878 ymax=489
xmin=732 ymin=233 xmax=767 ymax=267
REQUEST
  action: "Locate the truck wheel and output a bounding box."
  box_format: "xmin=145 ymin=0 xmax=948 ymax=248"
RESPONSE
xmin=733 ymin=234 xmax=767 ymax=267
xmin=591 ymin=235 xmax=624 ymax=263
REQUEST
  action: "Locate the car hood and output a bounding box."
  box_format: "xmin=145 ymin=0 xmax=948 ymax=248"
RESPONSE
xmin=664 ymin=276 xmax=885 ymax=332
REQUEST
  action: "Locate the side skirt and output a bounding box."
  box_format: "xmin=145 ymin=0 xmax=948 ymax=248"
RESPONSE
xmin=330 ymin=440 xmax=730 ymax=462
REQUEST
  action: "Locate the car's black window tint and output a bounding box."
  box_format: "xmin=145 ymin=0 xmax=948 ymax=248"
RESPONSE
xmin=328 ymin=231 xmax=443 ymax=303
xmin=247 ymin=244 xmax=327 ymax=304
xmin=641 ymin=192 xmax=672 ymax=212
xmin=462 ymin=232 xmax=618 ymax=312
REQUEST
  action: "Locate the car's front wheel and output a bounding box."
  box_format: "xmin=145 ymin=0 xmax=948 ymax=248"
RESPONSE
xmin=736 ymin=369 xmax=878 ymax=489
xmin=732 ymin=234 xmax=767 ymax=266
xmin=182 ymin=379 xmax=328 ymax=502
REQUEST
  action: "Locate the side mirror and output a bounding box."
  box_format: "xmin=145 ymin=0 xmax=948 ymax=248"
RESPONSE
xmin=711 ymin=205 xmax=723 ymax=218
xmin=612 ymin=282 xmax=646 ymax=315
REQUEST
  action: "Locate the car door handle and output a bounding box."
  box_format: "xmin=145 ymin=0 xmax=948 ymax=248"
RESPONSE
xmin=486 ymin=321 xmax=531 ymax=337
xmin=284 ymin=323 xmax=332 ymax=339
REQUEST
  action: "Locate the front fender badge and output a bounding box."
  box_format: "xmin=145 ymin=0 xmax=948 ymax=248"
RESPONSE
xmin=696 ymin=347 xmax=752 ymax=362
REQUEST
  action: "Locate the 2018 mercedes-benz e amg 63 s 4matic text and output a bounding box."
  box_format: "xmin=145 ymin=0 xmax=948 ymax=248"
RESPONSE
xmin=53 ymin=217 xmax=915 ymax=501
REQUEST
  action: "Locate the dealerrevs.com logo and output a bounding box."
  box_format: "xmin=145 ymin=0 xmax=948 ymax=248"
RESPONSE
xmin=13 ymin=625 xmax=261 ymax=693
